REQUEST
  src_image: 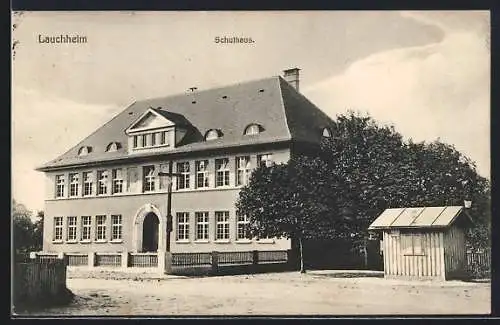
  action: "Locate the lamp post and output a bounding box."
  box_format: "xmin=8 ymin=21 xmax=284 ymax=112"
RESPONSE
xmin=158 ymin=161 xmax=182 ymax=253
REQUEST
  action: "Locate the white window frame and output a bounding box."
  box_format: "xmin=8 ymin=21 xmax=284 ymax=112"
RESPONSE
xmin=244 ymin=124 xmax=260 ymax=135
xmin=236 ymin=214 xmax=250 ymax=241
xmin=83 ymin=172 xmax=93 ymax=196
xmin=67 ymin=216 xmax=77 ymax=242
xmin=112 ymin=168 xmax=124 ymax=194
xmin=402 ymin=233 xmax=425 ymax=256
xmin=143 ymin=165 xmax=156 ymax=192
xmin=96 ymin=215 xmax=107 ymax=241
xmin=195 ymin=212 xmax=209 ymax=241
xmin=215 ymin=158 xmax=230 ymax=187
xmin=81 ymin=216 xmax=92 ymax=242
xmin=257 ymin=153 xmax=274 ymax=168
xmin=176 ymin=212 xmax=190 ymax=241
xmin=55 ymin=175 xmax=65 ymax=198
xmin=215 ymin=211 xmax=230 ymax=241
xmin=195 ymin=160 xmax=209 ymax=189
xmin=53 ymin=216 xmax=63 ymax=242
xmin=176 ymin=162 xmax=190 ymax=190
xmin=97 ymin=170 xmax=108 ymax=195
xmin=236 ymin=156 xmax=251 ymax=186
xmin=111 ymin=215 xmax=123 ymax=241
xmin=69 ymin=173 xmax=79 ymax=197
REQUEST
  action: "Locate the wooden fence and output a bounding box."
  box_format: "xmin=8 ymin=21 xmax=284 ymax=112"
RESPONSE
xmin=129 ymin=253 xmax=158 ymax=268
xmin=466 ymin=249 xmax=491 ymax=278
xmin=13 ymin=259 xmax=70 ymax=309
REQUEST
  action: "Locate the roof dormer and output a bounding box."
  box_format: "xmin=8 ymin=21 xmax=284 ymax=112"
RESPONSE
xmin=205 ymin=129 xmax=223 ymax=141
xmin=78 ymin=146 xmax=92 ymax=156
xmin=244 ymin=123 xmax=263 ymax=136
xmin=125 ymin=107 xmax=190 ymax=153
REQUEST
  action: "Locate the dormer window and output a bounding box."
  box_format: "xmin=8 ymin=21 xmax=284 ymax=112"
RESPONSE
xmin=322 ymin=127 xmax=332 ymax=138
xmin=244 ymin=124 xmax=262 ymax=136
xmin=205 ymin=129 xmax=223 ymax=141
xmin=78 ymin=146 xmax=92 ymax=156
xmin=106 ymin=142 xmax=121 ymax=152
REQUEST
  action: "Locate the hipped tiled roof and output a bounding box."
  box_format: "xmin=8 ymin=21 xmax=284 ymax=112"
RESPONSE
xmin=37 ymin=76 xmax=334 ymax=171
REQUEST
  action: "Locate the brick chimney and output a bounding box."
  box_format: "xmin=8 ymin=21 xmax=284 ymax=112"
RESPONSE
xmin=283 ymin=68 xmax=300 ymax=91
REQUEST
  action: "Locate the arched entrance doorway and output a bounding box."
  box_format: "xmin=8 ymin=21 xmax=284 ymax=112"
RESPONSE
xmin=142 ymin=212 xmax=160 ymax=252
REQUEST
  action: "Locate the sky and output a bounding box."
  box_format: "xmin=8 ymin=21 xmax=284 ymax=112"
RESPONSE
xmin=11 ymin=11 xmax=490 ymax=213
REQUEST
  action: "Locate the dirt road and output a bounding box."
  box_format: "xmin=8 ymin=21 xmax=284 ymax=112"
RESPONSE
xmin=20 ymin=271 xmax=490 ymax=316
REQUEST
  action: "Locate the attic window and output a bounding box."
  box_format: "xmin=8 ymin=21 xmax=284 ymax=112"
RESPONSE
xmin=78 ymin=146 xmax=92 ymax=156
xmin=205 ymin=129 xmax=223 ymax=141
xmin=244 ymin=124 xmax=263 ymax=136
xmin=106 ymin=142 xmax=121 ymax=152
xmin=322 ymin=127 xmax=332 ymax=138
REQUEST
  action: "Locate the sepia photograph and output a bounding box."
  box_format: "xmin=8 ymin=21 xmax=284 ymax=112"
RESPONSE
xmin=11 ymin=10 xmax=491 ymax=316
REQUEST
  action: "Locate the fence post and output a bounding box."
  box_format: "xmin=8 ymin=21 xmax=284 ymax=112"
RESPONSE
xmin=251 ymin=250 xmax=259 ymax=273
xmin=88 ymin=252 xmax=96 ymax=268
xmin=165 ymin=252 xmax=172 ymax=274
xmin=211 ymin=251 xmax=219 ymax=275
xmin=121 ymin=251 xmax=129 ymax=269
xmin=57 ymin=252 xmax=68 ymax=266
xmin=29 ymin=251 xmax=38 ymax=262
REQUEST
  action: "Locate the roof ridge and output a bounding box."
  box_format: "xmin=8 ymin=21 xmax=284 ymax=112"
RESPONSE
xmin=135 ymin=75 xmax=282 ymax=104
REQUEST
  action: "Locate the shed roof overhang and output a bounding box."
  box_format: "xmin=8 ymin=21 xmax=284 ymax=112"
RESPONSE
xmin=368 ymin=206 xmax=474 ymax=231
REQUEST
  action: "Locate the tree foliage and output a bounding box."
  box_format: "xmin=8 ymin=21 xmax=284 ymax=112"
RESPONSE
xmin=236 ymin=111 xmax=491 ymax=272
xmin=12 ymin=200 xmax=43 ymax=254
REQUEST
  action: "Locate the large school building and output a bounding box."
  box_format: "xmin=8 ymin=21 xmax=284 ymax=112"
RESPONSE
xmin=36 ymin=68 xmax=335 ymax=257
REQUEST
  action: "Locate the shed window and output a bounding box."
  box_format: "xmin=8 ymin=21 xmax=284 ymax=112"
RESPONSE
xmin=401 ymin=233 xmax=425 ymax=256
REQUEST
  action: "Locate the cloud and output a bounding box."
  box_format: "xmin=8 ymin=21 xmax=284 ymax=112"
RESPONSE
xmin=12 ymin=87 xmax=122 ymax=211
xmin=303 ymin=12 xmax=490 ymax=179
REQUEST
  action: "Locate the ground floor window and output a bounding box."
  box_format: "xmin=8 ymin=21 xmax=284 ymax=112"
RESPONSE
xmin=176 ymin=212 xmax=190 ymax=241
xmin=53 ymin=216 xmax=63 ymax=241
xmin=111 ymin=215 xmax=123 ymax=241
xmin=96 ymin=215 xmax=107 ymax=241
xmin=215 ymin=211 xmax=230 ymax=240
xmin=195 ymin=212 xmax=209 ymax=240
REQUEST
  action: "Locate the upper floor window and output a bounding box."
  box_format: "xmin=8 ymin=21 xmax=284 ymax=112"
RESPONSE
xmin=236 ymin=156 xmax=251 ymax=186
xmin=143 ymin=166 xmax=156 ymax=192
xmin=69 ymin=173 xmax=79 ymax=197
xmin=205 ymin=129 xmax=222 ymax=141
xmin=112 ymin=169 xmax=124 ymax=194
xmin=244 ymin=124 xmax=262 ymax=135
xmin=78 ymin=146 xmax=92 ymax=156
xmin=96 ymin=215 xmax=107 ymax=241
xmin=177 ymin=162 xmax=190 ymax=190
xmin=97 ymin=170 xmax=108 ymax=195
xmin=195 ymin=160 xmax=209 ymax=189
xmin=322 ymin=127 xmax=332 ymax=138
xmin=55 ymin=175 xmax=65 ymax=198
xmin=106 ymin=142 xmax=121 ymax=152
xmin=83 ymin=172 xmax=93 ymax=196
xmin=257 ymin=153 xmax=274 ymax=168
xmin=215 ymin=158 xmax=230 ymax=187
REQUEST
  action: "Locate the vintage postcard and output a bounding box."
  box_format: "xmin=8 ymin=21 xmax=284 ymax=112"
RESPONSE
xmin=11 ymin=11 xmax=491 ymax=317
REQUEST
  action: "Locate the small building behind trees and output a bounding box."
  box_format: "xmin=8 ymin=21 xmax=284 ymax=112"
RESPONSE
xmin=368 ymin=206 xmax=473 ymax=281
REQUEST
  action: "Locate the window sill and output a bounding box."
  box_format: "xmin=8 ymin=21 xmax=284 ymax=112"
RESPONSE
xmin=214 ymin=240 xmax=231 ymax=244
xmin=66 ymin=240 xmax=78 ymax=244
xmin=176 ymin=240 xmax=190 ymax=244
xmin=52 ymin=240 xmax=63 ymax=244
xmin=235 ymin=240 xmax=252 ymax=244
xmin=194 ymin=240 xmax=210 ymax=243
xmin=80 ymin=240 xmax=91 ymax=244
xmin=257 ymin=239 xmax=275 ymax=244
xmin=95 ymin=240 xmax=108 ymax=244
xmin=110 ymin=240 xmax=123 ymax=244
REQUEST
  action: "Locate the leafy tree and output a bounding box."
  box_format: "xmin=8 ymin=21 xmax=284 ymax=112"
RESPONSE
xmin=236 ymin=156 xmax=344 ymax=273
xmin=33 ymin=210 xmax=44 ymax=251
xmin=12 ymin=200 xmax=44 ymax=254
xmin=237 ymin=111 xmax=491 ymax=271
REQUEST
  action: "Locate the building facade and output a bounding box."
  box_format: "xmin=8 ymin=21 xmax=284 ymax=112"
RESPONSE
xmin=36 ymin=69 xmax=335 ymax=256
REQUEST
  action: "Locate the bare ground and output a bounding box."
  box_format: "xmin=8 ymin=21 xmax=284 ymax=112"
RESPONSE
xmin=19 ymin=271 xmax=490 ymax=316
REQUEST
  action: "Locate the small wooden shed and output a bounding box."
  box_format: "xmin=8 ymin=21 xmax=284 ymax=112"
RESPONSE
xmin=368 ymin=206 xmax=473 ymax=281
